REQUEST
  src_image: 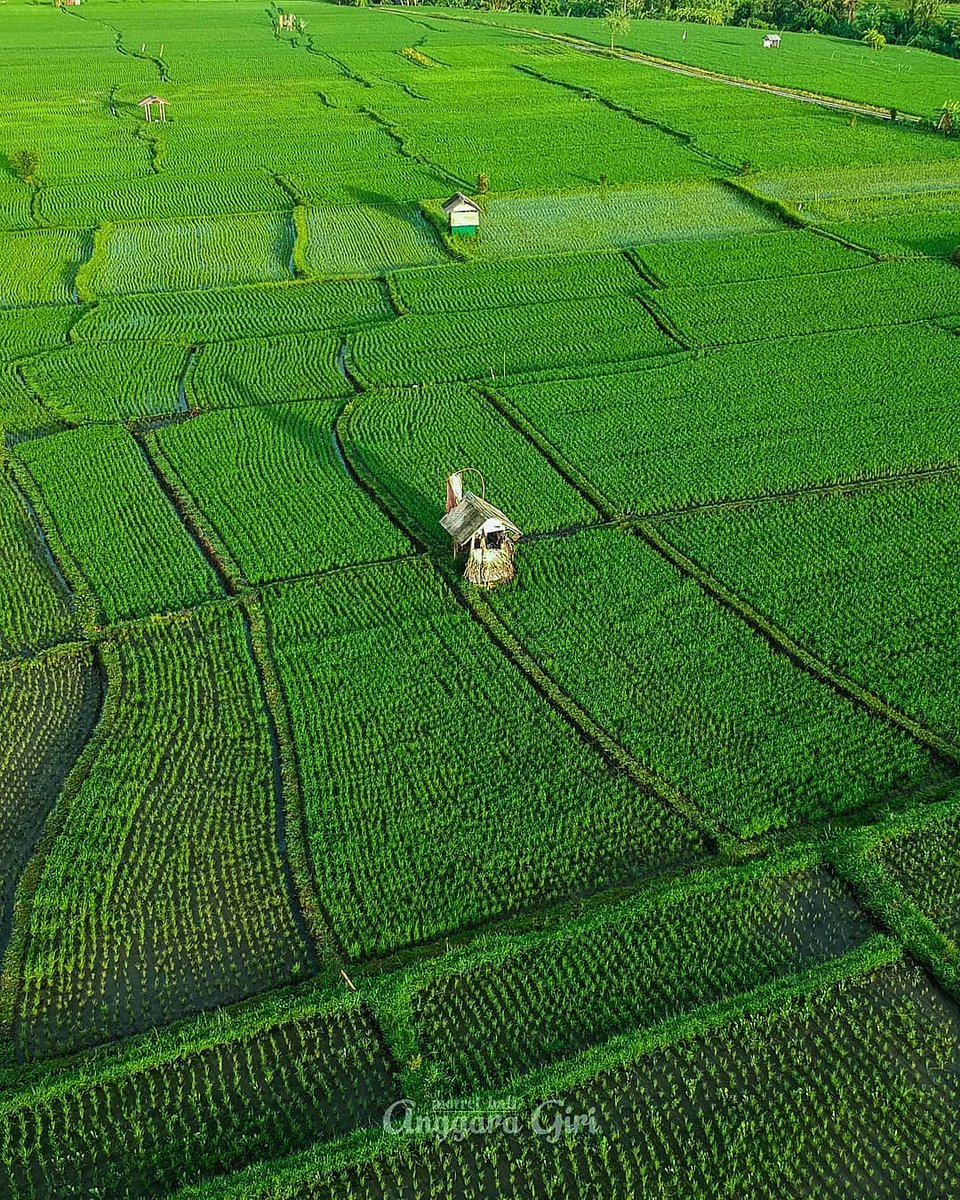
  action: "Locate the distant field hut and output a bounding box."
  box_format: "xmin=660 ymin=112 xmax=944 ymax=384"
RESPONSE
xmin=441 ymin=469 xmax=520 ymax=589
xmin=763 ymin=33 xmax=781 ymax=48
xmin=442 ymin=193 xmax=481 ymax=237
xmin=138 ymin=95 xmax=168 ymax=122
xmin=278 ymin=12 xmax=296 ymax=30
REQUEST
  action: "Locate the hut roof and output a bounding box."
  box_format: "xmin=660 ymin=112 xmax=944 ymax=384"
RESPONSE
xmin=138 ymin=96 xmax=167 ymax=107
xmin=440 ymin=492 xmax=520 ymax=545
xmin=442 ymin=192 xmax=480 ymax=215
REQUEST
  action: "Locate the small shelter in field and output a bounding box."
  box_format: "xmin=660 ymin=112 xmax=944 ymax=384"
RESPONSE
xmin=763 ymin=33 xmax=781 ymax=48
xmin=442 ymin=193 xmax=481 ymax=237
xmin=138 ymin=96 xmax=168 ymax=123
xmin=278 ymin=12 xmax=296 ymax=30
xmin=61 ymin=0 xmax=82 ymax=7
xmin=441 ymin=469 xmax=520 ymax=589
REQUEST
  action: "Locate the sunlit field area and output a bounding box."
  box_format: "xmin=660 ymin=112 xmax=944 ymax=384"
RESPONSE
xmin=3 ymin=0 xmax=960 ymax=1194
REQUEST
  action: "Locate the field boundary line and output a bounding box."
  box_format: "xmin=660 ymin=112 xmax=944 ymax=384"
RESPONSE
xmin=720 ymin=178 xmax=887 ymax=260
xmin=637 ymin=519 xmax=960 ymax=763
xmin=445 ymin=565 xmax=731 ymax=851
xmin=636 ymin=292 xmax=694 ymax=349
xmin=670 ymin=311 xmax=960 ymax=352
xmin=242 ymin=594 xmax=338 ymax=971
xmin=514 ymin=61 xmax=738 ymax=174
xmin=827 ymin=828 xmax=960 ymax=996
xmin=639 ymin=460 xmax=960 ymax=524
xmin=476 ymin=384 xmax=615 ymax=515
xmin=131 ymin=427 xmax=238 ymax=595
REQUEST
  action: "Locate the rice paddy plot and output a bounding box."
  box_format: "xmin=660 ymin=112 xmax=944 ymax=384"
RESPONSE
xmin=656 ymin=258 xmax=960 ymax=345
xmin=350 ymin=294 xmax=678 ymax=387
xmin=664 ymin=475 xmax=960 ymax=744
xmin=0 ymin=365 xmax=55 ymax=441
xmin=263 ymin=561 xmax=705 ymax=960
xmin=633 ymin=228 xmax=869 ymax=287
xmin=13 ymin=424 xmax=221 ymax=627
xmin=748 ymin=170 xmax=960 ymax=259
xmin=0 ymin=648 xmax=99 ymax=962
xmin=504 ymin=39 xmax=958 ymax=174
xmin=186 ymin=334 xmax=350 ymax=409
xmin=149 ymin=403 xmax=411 ymax=586
xmin=0 ymin=180 xmax=32 ymax=235
xmin=487 ymin=528 xmax=932 ymax=837
xmin=12 ymin=607 xmax=312 ymax=1059
xmin=468 ymin=182 xmax=781 ymax=260
xmin=0 ymin=465 xmax=75 ymax=655
xmin=341 ymin=384 xmax=595 ymax=545
xmin=482 ymin=12 xmax=960 ymax=126
xmin=157 ymin=94 xmax=401 ymax=178
xmin=289 ymin=163 xmax=452 ymax=207
xmin=390 ymin=250 xmax=641 ymax=315
xmin=751 ymin=160 xmax=960 ymax=206
xmin=302 ymin=203 xmax=447 ymax=276
xmin=89 ymin=213 xmax=295 ymax=297
xmin=0 ymin=993 xmax=397 ymax=1200
xmin=73 ymin=278 xmax=392 ymax=345
xmin=413 ymin=855 xmax=874 ymax=1094
xmin=188 ymin=958 xmax=960 ymax=1200
xmin=0 ymin=306 xmax=76 ymax=360
xmin=385 ymin=102 xmax=716 ymax=193
xmin=877 ymin=795 xmax=960 ymax=946
xmin=821 ymin=210 xmax=960 ymax=258
xmin=37 ymin=172 xmax=291 ymax=227
xmin=500 ymin=325 xmax=960 ymax=513
xmin=371 ymin=40 xmax=720 ymax=190
xmin=0 ymin=229 xmax=88 ymax=307
xmin=21 ymin=343 xmax=188 ymax=423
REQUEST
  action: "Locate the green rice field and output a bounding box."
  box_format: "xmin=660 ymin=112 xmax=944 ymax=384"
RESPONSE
xmin=3 ymin=0 xmax=960 ymax=1195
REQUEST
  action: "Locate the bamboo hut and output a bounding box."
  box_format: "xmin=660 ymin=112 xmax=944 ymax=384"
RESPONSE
xmin=440 ymin=469 xmax=520 ymax=589
xmin=138 ymin=96 xmax=168 ymax=122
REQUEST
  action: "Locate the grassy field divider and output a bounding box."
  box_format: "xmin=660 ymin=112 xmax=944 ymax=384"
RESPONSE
xmin=417 ymin=200 xmax=472 ymax=262
xmin=241 ymin=592 xmax=341 ymax=970
xmin=383 ymin=272 xmax=407 ymax=316
xmin=167 ymin=932 xmax=901 ymax=1200
xmin=635 ymin=292 xmax=694 ymax=349
xmin=621 ymin=247 xmax=664 ymax=288
xmin=827 ymin=798 xmax=960 ymax=994
xmin=721 ymin=178 xmax=886 ymax=260
xmin=0 ymin=640 xmax=114 ymax=1073
xmin=291 ymin=204 xmax=311 ymax=279
xmin=638 ymin=518 xmax=960 ymax=764
xmin=73 ymin=221 xmax=111 ymax=303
